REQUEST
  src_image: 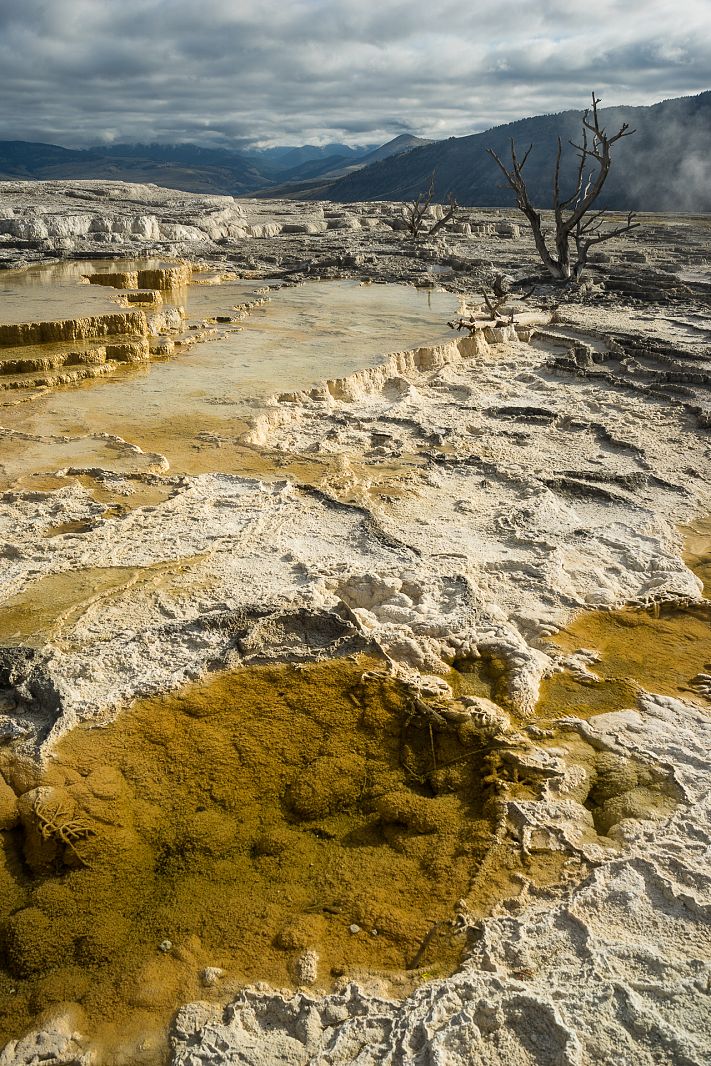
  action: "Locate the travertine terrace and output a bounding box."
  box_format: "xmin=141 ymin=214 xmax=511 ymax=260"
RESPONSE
xmin=0 ymin=181 xmax=710 ymax=1066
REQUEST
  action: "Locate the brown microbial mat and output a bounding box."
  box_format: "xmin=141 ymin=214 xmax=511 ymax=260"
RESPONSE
xmin=538 ymin=523 xmax=711 ymax=720
xmin=539 ymin=603 xmax=711 ymax=719
xmin=0 ymin=657 xmax=508 ymax=1063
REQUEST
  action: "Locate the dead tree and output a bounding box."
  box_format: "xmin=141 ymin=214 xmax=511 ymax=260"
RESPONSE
xmin=404 ymin=173 xmax=457 ymax=239
xmin=404 ymin=173 xmax=435 ymax=238
xmin=487 ymin=93 xmax=639 ymax=282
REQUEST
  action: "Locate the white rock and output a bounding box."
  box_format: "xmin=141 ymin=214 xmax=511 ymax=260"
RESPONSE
xmin=200 ymin=966 xmax=226 ymax=987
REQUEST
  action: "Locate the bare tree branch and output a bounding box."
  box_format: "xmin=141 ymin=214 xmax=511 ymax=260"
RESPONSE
xmin=487 ymin=144 xmax=560 ymax=277
xmin=403 ymin=174 xmax=458 ymax=240
xmin=428 ymin=192 xmax=458 ymax=237
xmin=574 ymin=211 xmax=639 ymax=277
xmin=488 ymin=90 xmax=639 ymax=282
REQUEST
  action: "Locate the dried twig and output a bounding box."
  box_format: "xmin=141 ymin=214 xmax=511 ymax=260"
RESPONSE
xmin=33 ymin=796 xmax=95 ymax=866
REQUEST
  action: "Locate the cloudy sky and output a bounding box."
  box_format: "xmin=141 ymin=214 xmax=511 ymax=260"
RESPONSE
xmin=0 ymin=0 xmax=709 ymax=148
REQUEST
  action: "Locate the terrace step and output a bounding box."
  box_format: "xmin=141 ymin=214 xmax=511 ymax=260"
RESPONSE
xmin=0 ymin=310 xmax=147 ymax=349
xmin=0 ymin=360 xmax=121 ymax=391
xmin=0 ymin=335 xmax=150 ymax=375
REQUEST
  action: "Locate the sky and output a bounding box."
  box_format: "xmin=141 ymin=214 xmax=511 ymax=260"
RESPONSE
xmin=0 ymin=0 xmax=709 ymax=149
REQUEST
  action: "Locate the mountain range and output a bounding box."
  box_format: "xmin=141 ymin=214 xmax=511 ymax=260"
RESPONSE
xmin=0 ymin=91 xmax=708 ymax=211
xmin=0 ymin=134 xmax=430 ymax=197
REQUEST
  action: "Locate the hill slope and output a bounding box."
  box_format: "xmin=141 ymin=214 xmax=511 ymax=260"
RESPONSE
xmin=0 ymin=140 xmax=269 ymax=195
xmin=324 ymin=92 xmax=711 ymax=212
xmin=253 ymin=135 xmax=437 ymax=199
xmin=356 ymin=134 xmax=433 ymax=167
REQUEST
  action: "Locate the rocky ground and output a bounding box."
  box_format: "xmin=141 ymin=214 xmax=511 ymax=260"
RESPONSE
xmin=0 ymin=181 xmax=710 ymax=1065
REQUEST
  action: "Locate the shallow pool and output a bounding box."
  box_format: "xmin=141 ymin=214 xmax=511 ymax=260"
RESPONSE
xmin=1 ymin=273 xmax=458 ymax=485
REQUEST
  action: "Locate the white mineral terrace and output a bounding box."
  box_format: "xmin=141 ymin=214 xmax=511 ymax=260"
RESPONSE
xmin=0 ymin=183 xmax=709 ymax=1066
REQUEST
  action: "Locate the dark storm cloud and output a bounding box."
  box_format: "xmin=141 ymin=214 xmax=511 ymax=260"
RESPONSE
xmin=0 ymin=0 xmax=708 ymax=147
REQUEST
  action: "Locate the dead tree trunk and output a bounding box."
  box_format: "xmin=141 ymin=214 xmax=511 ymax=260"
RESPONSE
xmin=487 ymin=93 xmax=639 ymax=282
xmin=404 ymin=174 xmax=457 ymax=239
xmin=405 ymin=174 xmax=436 ymax=239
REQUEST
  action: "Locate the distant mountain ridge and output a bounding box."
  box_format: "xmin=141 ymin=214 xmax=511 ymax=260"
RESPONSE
xmin=0 ymin=135 xmax=429 ymax=196
xmin=323 ymin=92 xmax=711 ymax=213
xmin=252 ymin=135 xmax=434 ymax=198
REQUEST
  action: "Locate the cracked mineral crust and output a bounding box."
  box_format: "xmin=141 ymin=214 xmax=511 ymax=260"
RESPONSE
xmin=0 ymin=183 xmax=710 ymax=1065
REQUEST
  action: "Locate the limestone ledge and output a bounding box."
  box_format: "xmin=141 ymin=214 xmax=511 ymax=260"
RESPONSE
xmin=86 ymin=263 xmax=193 ymax=291
xmin=0 ymin=311 xmax=148 ymax=348
xmin=247 ymin=327 xmax=519 ymax=447
xmin=0 ymin=299 xmax=187 ymax=389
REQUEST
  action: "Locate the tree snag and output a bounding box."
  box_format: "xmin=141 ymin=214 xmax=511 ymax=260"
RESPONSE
xmin=404 ymin=172 xmax=457 ymax=239
xmin=487 ymin=92 xmax=639 ymax=282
